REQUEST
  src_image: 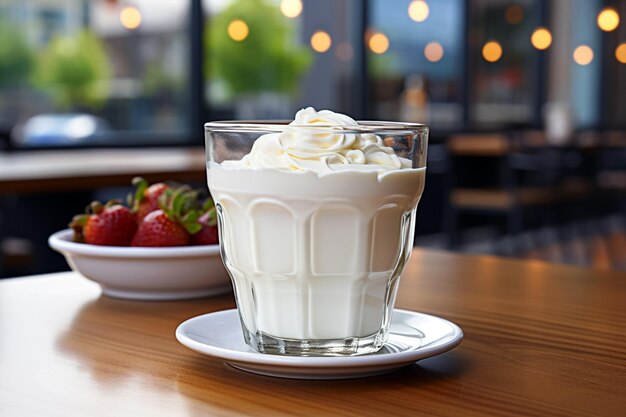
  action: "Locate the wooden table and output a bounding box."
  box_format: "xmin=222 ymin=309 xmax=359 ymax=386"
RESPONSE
xmin=1 ymin=250 xmax=625 ymax=416
xmin=0 ymin=148 xmax=206 ymax=194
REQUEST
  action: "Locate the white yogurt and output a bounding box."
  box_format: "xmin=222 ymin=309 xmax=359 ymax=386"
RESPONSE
xmin=207 ymin=108 xmax=426 ymax=341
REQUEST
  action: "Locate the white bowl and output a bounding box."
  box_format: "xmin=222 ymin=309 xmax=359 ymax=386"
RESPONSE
xmin=49 ymin=229 xmax=231 ymax=300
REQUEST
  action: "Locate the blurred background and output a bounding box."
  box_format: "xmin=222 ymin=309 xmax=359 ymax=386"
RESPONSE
xmin=1 ymin=0 xmax=625 ymax=277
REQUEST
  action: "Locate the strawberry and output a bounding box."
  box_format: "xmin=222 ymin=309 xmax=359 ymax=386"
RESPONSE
xmin=131 ymin=187 xmax=202 ymax=247
xmin=190 ymin=206 xmax=219 ymax=245
xmin=70 ymin=201 xmax=137 ymax=246
xmin=131 ymin=209 xmax=190 ymax=247
xmin=130 ymin=177 xmax=169 ymax=220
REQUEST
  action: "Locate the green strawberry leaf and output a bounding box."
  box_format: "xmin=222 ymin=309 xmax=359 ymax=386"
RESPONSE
xmin=132 ymin=177 xmax=148 ymax=208
xmin=182 ymin=190 xmax=200 ymax=213
xmin=202 ymin=198 xmax=215 ymax=212
xmin=89 ymin=201 xmax=103 ymax=214
xmin=183 ymin=222 xmax=202 ymax=234
xmin=181 ymin=210 xmax=199 ymax=223
xmin=206 ymin=207 xmax=218 ymax=226
xmin=69 ymin=214 xmax=88 ymax=228
xmin=105 ymin=199 xmax=121 ymax=208
xmin=157 ymin=188 xmax=173 ymax=211
xmin=69 ymin=214 xmax=89 ymax=243
xmin=172 ymin=189 xmax=186 ymax=217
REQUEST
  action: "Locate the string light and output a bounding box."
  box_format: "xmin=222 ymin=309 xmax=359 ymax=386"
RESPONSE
xmin=120 ymin=6 xmax=142 ymax=30
xmin=573 ymin=45 xmax=594 ymax=66
xmin=597 ymin=8 xmax=620 ymax=32
xmin=408 ymin=0 xmax=429 ymax=23
xmin=280 ymin=0 xmax=302 ymax=19
xmin=482 ymin=41 xmax=502 ymax=62
xmin=531 ymin=27 xmax=552 ymax=50
xmin=227 ymin=20 xmax=249 ymax=42
xmin=615 ymin=43 xmax=626 ymax=64
xmin=368 ymin=32 xmax=389 ymax=54
xmin=310 ymin=31 xmax=332 ymax=53
xmin=424 ymin=42 xmax=444 ymax=62
xmin=505 ymin=4 xmax=524 ymax=25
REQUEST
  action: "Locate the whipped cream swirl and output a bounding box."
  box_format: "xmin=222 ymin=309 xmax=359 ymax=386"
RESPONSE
xmin=222 ymin=108 xmax=410 ymax=174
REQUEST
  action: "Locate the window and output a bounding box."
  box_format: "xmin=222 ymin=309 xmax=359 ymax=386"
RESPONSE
xmin=468 ymin=0 xmax=546 ymax=128
xmin=0 ymin=0 xmax=192 ymax=148
xmin=203 ymin=0 xmax=364 ymax=120
xmin=368 ymin=0 xmax=465 ymax=130
xmin=570 ymin=0 xmax=601 ymax=128
xmin=605 ymin=1 xmax=626 ymax=128
xmin=0 ymin=0 xmax=618 ymax=146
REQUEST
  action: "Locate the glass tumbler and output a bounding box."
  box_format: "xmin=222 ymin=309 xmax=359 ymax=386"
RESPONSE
xmin=205 ymin=121 xmax=428 ymax=356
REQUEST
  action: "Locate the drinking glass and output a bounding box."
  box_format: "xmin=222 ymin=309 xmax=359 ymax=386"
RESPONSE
xmin=205 ymin=121 xmax=428 ymax=356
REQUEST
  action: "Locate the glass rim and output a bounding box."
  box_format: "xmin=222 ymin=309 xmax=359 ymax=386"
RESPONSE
xmin=204 ymin=120 xmax=428 ymax=135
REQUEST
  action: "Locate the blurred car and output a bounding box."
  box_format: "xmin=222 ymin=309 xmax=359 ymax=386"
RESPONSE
xmin=11 ymin=114 xmax=112 ymax=147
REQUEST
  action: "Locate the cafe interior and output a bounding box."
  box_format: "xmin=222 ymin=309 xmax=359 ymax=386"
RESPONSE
xmin=0 ymin=0 xmax=625 ymax=278
xmin=1 ymin=1 xmax=626 ymax=415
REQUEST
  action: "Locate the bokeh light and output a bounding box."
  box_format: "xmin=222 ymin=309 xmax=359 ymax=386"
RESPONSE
xmin=408 ymin=0 xmax=429 ymax=23
xmin=310 ymin=31 xmax=332 ymax=53
xmin=368 ymin=32 xmax=389 ymax=54
xmin=482 ymin=41 xmax=502 ymax=63
xmin=505 ymin=4 xmax=524 ymax=25
xmin=573 ymin=45 xmax=594 ymax=66
xmin=597 ymin=8 xmax=620 ymax=32
xmin=280 ymin=0 xmax=302 ymax=19
xmin=227 ymin=19 xmax=249 ymax=42
xmin=120 ymin=6 xmax=142 ymax=30
xmin=615 ymin=43 xmax=626 ymax=64
xmin=531 ymin=27 xmax=552 ymax=50
xmin=424 ymin=42 xmax=444 ymax=62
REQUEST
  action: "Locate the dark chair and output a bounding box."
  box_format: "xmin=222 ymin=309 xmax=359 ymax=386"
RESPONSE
xmin=444 ymin=133 xmax=559 ymax=254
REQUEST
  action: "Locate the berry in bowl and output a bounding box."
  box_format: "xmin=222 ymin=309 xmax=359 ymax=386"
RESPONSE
xmin=49 ymin=178 xmax=230 ymax=300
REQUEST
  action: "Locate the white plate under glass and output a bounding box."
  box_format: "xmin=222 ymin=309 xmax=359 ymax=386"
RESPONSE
xmin=176 ymin=309 xmax=463 ymax=379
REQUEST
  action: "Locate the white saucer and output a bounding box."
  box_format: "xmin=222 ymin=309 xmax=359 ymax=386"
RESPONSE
xmin=176 ymin=309 xmax=463 ymax=379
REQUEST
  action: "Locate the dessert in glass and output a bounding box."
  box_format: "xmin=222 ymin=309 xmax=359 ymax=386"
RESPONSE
xmin=205 ymin=108 xmax=428 ymax=356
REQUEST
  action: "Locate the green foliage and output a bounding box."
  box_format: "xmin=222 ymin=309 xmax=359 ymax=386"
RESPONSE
xmin=369 ymin=53 xmax=401 ymax=79
xmin=205 ymin=0 xmax=312 ymax=97
xmin=36 ymin=30 xmax=111 ymax=109
xmin=142 ymin=63 xmax=183 ymax=97
xmin=0 ymin=23 xmax=36 ymax=87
